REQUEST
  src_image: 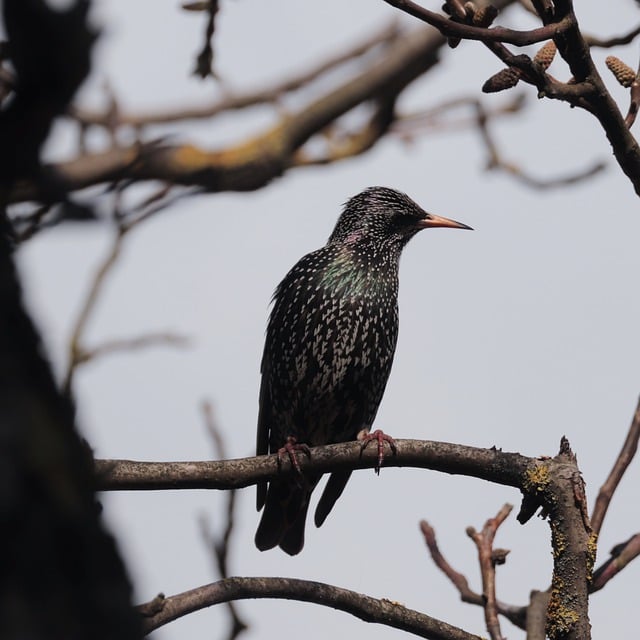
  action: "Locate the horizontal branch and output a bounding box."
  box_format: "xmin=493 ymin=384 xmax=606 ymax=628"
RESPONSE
xmin=585 ymin=24 xmax=640 ymax=48
xmin=93 ymin=439 xmax=534 ymax=491
xmin=139 ymin=576 xmax=483 ymax=640
xmin=382 ymin=0 xmax=571 ymax=45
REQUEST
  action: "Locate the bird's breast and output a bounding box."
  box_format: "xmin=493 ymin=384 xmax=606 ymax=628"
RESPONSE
xmin=265 ymin=270 xmax=399 ymax=445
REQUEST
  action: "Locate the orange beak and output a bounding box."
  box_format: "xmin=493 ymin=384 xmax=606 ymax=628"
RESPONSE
xmin=417 ymin=213 xmax=472 ymax=231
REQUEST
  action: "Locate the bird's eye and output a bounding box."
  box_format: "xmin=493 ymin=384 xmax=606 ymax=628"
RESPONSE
xmin=401 ymin=213 xmax=424 ymax=226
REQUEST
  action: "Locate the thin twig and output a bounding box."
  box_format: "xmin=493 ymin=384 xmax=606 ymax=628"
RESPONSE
xmin=75 ymin=334 xmax=190 ymax=365
xmin=591 ymin=533 xmax=640 ymax=592
xmin=472 ymin=98 xmax=605 ymax=188
xmin=420 ymin=521 xmax=479 ymax=601
xmin=394 ymin=75 xmax=604 ymax=191
xmin=199 ymin=401 xmax=248 ymax=640
xmin=11 ymin=203 xmax=53 ymax=242
xmin=392 ymin=94 xmax=527 ymax=137
xmin=70 ymin=21 xmax=403 ymax=130
xmin=490 ymin=159 xmax=606 ymax=188
xmin=62 ymin=189 xmax=190 ymax=394
xmin=419 ymin=521 xmax=527 ymax=629
xmin=625 ymin=80 xmax=640 ymax=129
xmin=63 ymin=221 xmax=126 ymax=394
xmin=585 ymin=25 xmax=640 ymax=48
xmin=466 ymin=504 xmax=513 ymax=640
xmin=292 ymin=94 xmax=396 ymax=166
xmin=192 ymin=0 xmax=219 ymax=79
xmin=124 ymin=185 xmax=204 ymax=229
xmin=591 ymin=395 xmax=640 ymax=535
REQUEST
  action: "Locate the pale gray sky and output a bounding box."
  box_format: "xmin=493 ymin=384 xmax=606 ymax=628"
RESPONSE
xmin=16 ymin=1 xmax=640 ymax=638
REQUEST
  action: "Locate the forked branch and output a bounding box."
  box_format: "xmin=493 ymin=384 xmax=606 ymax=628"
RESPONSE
xmin=96 ymin=436 xmax=593 ymax=640
xmin=382 ymin=0 xmax=640 ymax=196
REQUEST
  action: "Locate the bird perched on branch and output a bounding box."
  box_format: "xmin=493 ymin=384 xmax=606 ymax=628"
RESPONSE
xmin=255 ymin=186 xmax=471 ymax=555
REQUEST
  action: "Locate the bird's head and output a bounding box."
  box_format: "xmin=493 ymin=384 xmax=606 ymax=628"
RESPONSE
xmin=328 ymin=186 xmax=471 ymax=252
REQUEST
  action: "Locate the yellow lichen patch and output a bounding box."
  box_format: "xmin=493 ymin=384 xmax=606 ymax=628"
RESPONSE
xmin=523 ymin=462 xmax=551 ymax=493
xmin=586 ymin=532 xmax=598 ymax=581
xmin=172 ymin=144 xmax=218 ymax=171
xmin=171 ymin=126 xmax=290 ymax=173
xmin=546 ymin=583 xmax=579 ymax=639
xmin=550 ymin=520 xmax=567 ymax=558
xmin=223 ymin=127 xmax=288 ymax=163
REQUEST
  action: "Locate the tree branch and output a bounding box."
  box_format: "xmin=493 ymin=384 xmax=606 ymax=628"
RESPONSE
xmin=470 ymin=96 xmax=605 ymax=188
xmin=63 ymin=209 xmax=127 ymax=394
xmin=198 ymin=401 xmax=248 ymax=640
xmin=94 ymin=439 xmax=533 ymax=491
xmin=381 ymin=0 xmax=571 ymax=45
xmin=96 ymin=436 xmax=593 ymax=639
xmin=189 ymin=0 xmax=219 ymax=80
xmin=466 ymin=504 xmax=513 ymax=640
xmin=138 ymin=576 xmax=483 ymax=640
xmin=419 ymin=520 xmax=527 ymax=629
xmin=526 ymin=589 xmax=551 ymax=640
xmin=585 ymin=24 xmax=640 ymax=48
xmin=591 ymin=395 xmax=640 ymax=535
xmin=591 ymin=533 xmax=640 ymax=592
xmin=62 ymin=188 xmax=190 ymax=393
xmin=70 ymin=21 xmax=403 ymax=129
xmin=74 ymin=333 xmax=189 ymax=365
xmin=11 ymin=2 xmax=523 ymax=203
xmin=383 ymin=0 xmax=640 ymax=197
xmin=541 ymin=438 xmax=593 ymax=640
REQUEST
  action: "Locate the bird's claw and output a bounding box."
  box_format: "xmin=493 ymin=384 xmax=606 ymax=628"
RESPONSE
xmin=358 ymin=429 xmax=397 ymax=475
xmin=276 ymin=436 xmax=311 ymax=476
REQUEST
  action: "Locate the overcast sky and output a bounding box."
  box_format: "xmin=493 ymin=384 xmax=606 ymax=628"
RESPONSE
xmin=16 ymin=1 xmax=640 ymax=639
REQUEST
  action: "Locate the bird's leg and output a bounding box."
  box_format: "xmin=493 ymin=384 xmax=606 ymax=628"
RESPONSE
xmin=276 ymin=436 xmax=311 ymax=479
xmin=357 ymin=429 xmax=397 ymax=475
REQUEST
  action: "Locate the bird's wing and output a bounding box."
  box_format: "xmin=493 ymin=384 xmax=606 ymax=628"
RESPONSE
xmin=256 ymin=346 xmax=271 ymax=510
xmin=256 ymin=352 xmax=271 ymax=456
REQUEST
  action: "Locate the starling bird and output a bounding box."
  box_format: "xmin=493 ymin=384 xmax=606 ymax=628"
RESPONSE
xmin=255 ymin=186 xmax=471 ymax=555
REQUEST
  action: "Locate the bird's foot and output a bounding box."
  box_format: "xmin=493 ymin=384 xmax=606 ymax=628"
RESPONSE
xmin=276 ymin=436 xmax=311 ymax=477
xmin=358 ymin=429 xmax=397 ymax=475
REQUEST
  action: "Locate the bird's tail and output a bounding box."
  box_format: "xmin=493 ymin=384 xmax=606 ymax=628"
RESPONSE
xmin=314 ymin=470 xmax=352 ymax=527
xmin=255 ymin=477 xmax=318 ymax=555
